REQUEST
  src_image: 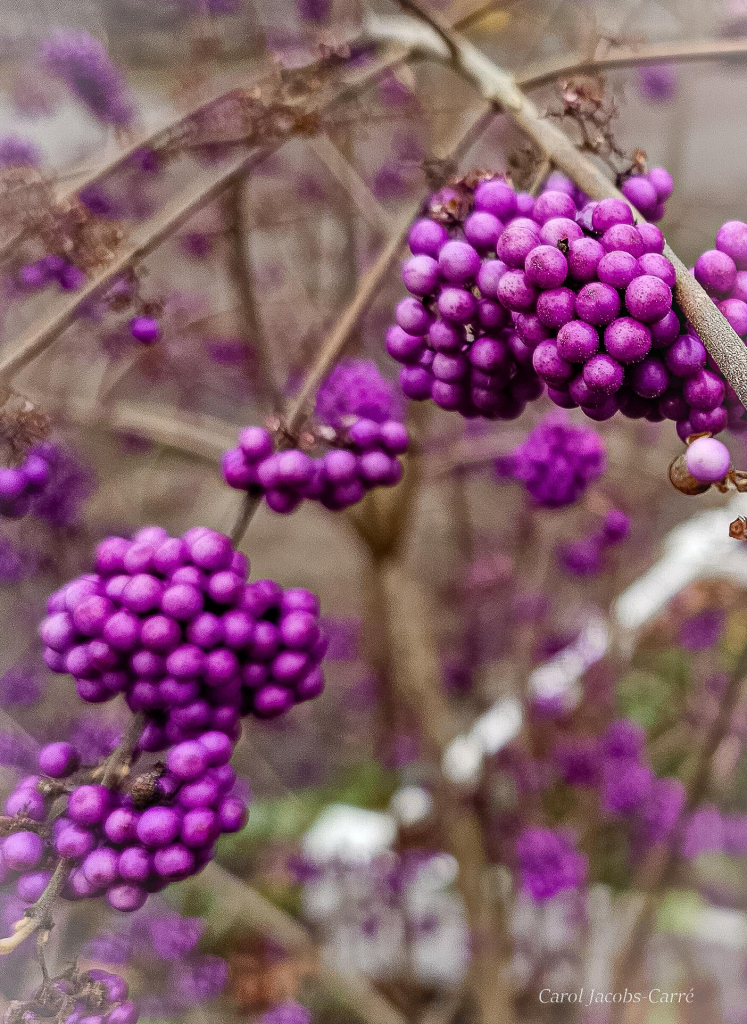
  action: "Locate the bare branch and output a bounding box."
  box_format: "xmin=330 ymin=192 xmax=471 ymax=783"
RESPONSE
xmin=309 ymin=136 xmax=393 ymax=233
xmin=223 ymin=180 xmax=283 ymax=412
xmin=518 ymin=35 xmax=747 ymax=91
xmin=191 ymin=862 xmax=409 ymax=1024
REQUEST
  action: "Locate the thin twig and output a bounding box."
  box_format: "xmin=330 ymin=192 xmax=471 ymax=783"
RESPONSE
xmin=100 ymin=712 xmax=146 ymax=788
xmin=230 ymin=492 xmax=263 ymax=543
xmin=309 ymin=136 xmax=393 ymax=232
xmin=518 ymin=35 xmax=747 ymax=91
xmin=0 ymin=859 xmax=71 ymax=954
xmin=609 ymin=637 xmax=747 ymax=1012
xmin=223 ymin=181 xmax=283 ymax=412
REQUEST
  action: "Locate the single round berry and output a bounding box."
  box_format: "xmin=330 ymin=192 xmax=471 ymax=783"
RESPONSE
xmin=38 ymin=741 xmax=79 ymax=777
xmin=694 ymin=249 xmax=737 ymax=297
xmin=604 ymin=317 xmax=652 ymax=364
xmin=524 ymin=245 xmax=568 ymax=289
xmin=129 ymin=316 xmax=161 ymax=344
xmin=3 ymin=831 xmax=43 ymax=871
xmin=575 ymin=283 xmax=621 ymax=326
xmin=685 ymin=436 xmax=731 ymax=483
xmin=624 ymin=275 xmax=672 ymax=323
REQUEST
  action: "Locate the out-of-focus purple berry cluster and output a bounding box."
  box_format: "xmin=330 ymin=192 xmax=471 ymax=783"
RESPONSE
xmin=495 ymin=413 xmax=606 ymax=508
xmin=42 ymin=31 xmax=135 ymax=127
xmin=553 ymin=719 xmax=685 ymax=850
xmin=557 ymin=508 xmax=631 ymax=576
xmin=516 ymin=827 xmax=587 ymax=902
xmin=2 ymin=967 xmax=138 ymax=1024
xmin=85 ymin=906 xmax=227 ymax=1019
xmin=0 ymin=447 xmax=52 ymax=519
xmin=17 ymin=255 xmax=85 ymax=294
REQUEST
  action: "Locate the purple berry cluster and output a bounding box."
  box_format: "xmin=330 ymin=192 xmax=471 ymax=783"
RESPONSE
xmin=495 ymin=414 xmax=606 ymax=508
xmin=620 ymin=167 xmax=673 ymax=222
xmin=42 ymin=30 xmax=135 ymax=127
xmin=553 ymin=719 xmax=685 ymax=847
xmin=557 ymin=508 xmax=631 ymax=576
xmin=0 ymin=447 xmax=51 ymax=519
xmin=388 ymin=177 xmax=543 ymax=419
xmin=386 ymin=172 xmax=742 ymax=438
xmin=1 ymin=736 xmax=247 ymax=913
xmin=85 ymin=907 xmax=228 ymax=1018
xmin=39 ymin=525 xmax=326 ymax=737
xmin=17 ymin=254 xmax=85 ymax=293
xmin=515 ymin=826 xmax=587 ymax=902
xmin=222 ymin=361 xmax=408 ymax=513
xmin=3 ymin=967 xmax=138 ymax=1024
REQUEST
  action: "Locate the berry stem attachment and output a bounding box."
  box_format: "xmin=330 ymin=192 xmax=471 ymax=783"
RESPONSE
xmin=230 ymin=491 xmax=263 ymax=544
xmin=99 ymin=711 xmax=146 ymax=789
xmin=0 ymin=713 xmax=146 ymax=955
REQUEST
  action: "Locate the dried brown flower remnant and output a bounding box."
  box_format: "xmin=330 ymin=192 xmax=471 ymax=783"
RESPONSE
xmin=548 ymin=75 xmax=623 ymax=162
xmin=128 ymin=763 xmax=167 ymax=807
xmin=0 ymin=168 xmax=54 ymax=243
xmin=668 ymin=453 xmax=711 ymax=496
xmin=730 ymin=516 xmax=747 ymax=540
xmin=0 ymin=393 xmax=51 ymax=464
xmin=165 ymin=54 xmax=354 ymax=155
xmin=4 ymin=967 xmax=114 ymax=1024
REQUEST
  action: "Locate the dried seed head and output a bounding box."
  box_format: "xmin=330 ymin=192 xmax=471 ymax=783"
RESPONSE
xmin=129 ymin=764 xmax=166 ymax=808
xmin=730 ymin=516 xmax=747 ymax=540
xmin=668 ymin=453 xmax=711 ymax=496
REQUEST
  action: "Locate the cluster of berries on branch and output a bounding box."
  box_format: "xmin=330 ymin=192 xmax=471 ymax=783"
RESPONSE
xmin=222 ymin=360 xmax=408 ymax=513
xmin=3 ymin=966 xmax=138 ymax=1024
xmin=0 ymin=735 xmax=246 ymax=914
xmin=386 ymin=169 xmax=747 ymax=441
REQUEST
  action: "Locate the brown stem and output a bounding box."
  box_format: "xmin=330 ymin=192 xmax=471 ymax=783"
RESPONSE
xmin=189 ymin=862 xmax=409 ymax=1024
xmin=608 ymin=637 xmax=747 ymax=1016
xmin=223 ymin=181 xmax=283 ymax=413
xmin=380 ymin=561 xmax=513 ymax=1024
xmin=100 ymin=711 xmax=146 ymax=789
xmin=309 ymin=135 xmax=392 ymax=232
xmin=387 ymin=0 xmax=747 ymax=410
xmin=230 ymin=491 xmax=263 ymax=543
xmin=518 ymin=35 xmax=747 ymax=92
